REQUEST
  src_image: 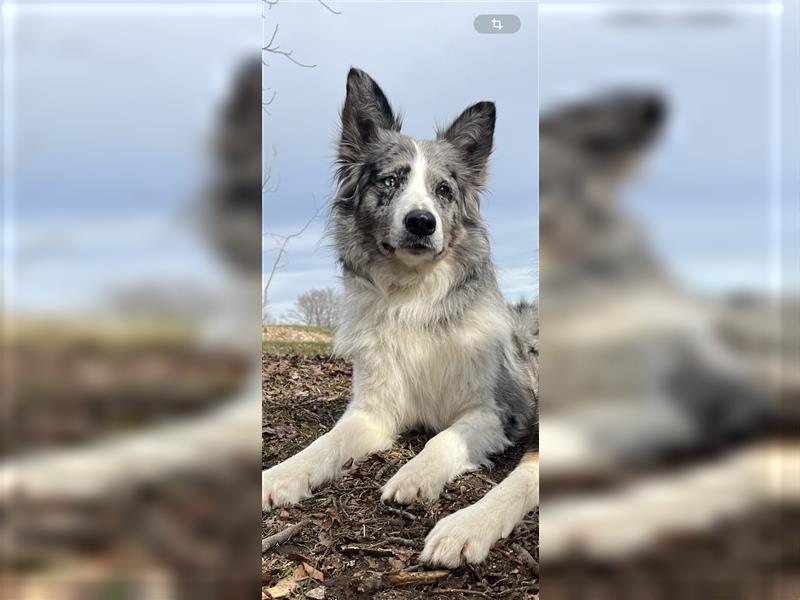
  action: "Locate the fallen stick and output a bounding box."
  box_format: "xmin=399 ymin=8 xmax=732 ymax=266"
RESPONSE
xmin=509 ymin=543 xmax=539 ymax=575
xmin=473 ymin=473 xmax=498 ymax=488
xmin=356 ymin=568 xmax=450 ymax=594
xmin=384 ymin=570 xmax=450 ymax=586
xmin=340 ymin=544 xmax=396 ymax=557
xmin=374 ymin=459 xmax=398 ymax=482
xmin=262 ymin=521 xmax=307 ymax=553
xmin=384 ymin=536 xmax=417 ymax=547
xmin=383 ymin=506 xmax=418 ymax=521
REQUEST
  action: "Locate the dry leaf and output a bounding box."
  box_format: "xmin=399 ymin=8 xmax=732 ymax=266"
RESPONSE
xmin=302 ymin=562 xmax=324 ymax=582
xmin=264 ymin=575 xmax=298 ymax=599
xmin=264 ymin=563 xmax=324 ymax=599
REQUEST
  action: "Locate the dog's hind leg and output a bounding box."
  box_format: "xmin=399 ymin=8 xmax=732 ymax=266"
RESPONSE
xmin=262 ymin=408 xmax=394 ymax=511
xmin=421 ymin=449 xmax=539 ymax=568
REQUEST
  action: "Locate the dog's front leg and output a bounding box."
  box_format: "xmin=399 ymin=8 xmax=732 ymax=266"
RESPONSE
xmin=421 ymin=450 xmax=539 ymax=567
xmin=262 ymin=408 xmax=394 ymax=511
xmin=381 ymin=409 xmax=507 ymax=504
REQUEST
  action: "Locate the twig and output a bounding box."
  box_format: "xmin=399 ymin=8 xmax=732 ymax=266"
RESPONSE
xmin=384 ymin=536 xmax=417 ymax=548
xmin=497 ymin=585 xmax=538 ymax=597
xmin=509 ymin=542 xmax=539 ymax=575
xmin=473 ymin=473 xmax=498 ymax=487
xmin=383 ymin=506 xmax=418 ymax=521
xmin=335 ymin=494 xmax=350 ymax=520
xmin=374 ymin=459 xmax=397 ymax=482
xmin=384 ymin=570 xmax=450 ymax=587
xmin=263 ymin=202 xmax=324 ymax=302
xmin=316 ymin=0 xmax=341 ymax=14
xmin=263 ymin=23 xmax=279 ymax=52
xmin=340 ymin=544 xmax=397 ymax=557
xmin=262 ymin=520 xmax=307 ymax=553
xmin=263 ymin=24 xmax=317 ymax=68
xmin=262 ymin=145 xmax=279 ymax=192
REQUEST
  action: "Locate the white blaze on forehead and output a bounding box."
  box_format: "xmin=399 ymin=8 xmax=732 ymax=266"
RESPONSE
xmin=391 ymin=141 xmax=444 ymax=251
xmin=407 ymin=142 xmax=433 ymax=211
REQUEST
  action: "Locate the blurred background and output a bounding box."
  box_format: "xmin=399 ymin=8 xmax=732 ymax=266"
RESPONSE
xmin=537 ymin=1 xmax=799 ymax=598
xmin=2 ymin=0 xmax=798 ymax=599
xmin=2 ymin=1 xmax=262 ymax=598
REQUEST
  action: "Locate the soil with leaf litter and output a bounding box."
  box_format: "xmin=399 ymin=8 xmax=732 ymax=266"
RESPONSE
xmin=262 ymin=352 xmax=539 ymax=599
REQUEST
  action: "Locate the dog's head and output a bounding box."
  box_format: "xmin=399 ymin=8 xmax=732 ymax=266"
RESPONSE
xmin=539 ymin=91 xmax=666 ymax=279
xmin=332 ymin=68 xmax=495 ymax=274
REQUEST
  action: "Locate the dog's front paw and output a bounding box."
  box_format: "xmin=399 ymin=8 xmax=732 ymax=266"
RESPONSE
xmin=381 ymin=459 xmax=447 ymax=504
xmin=262 ymin=464 xmax=312 ymax=511
xmin=421 ymin=506 xmax=501 ymax=567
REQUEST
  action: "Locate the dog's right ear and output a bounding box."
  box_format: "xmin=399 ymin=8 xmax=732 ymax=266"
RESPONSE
xmin=339 ymin=68 xmax=401 ymax=163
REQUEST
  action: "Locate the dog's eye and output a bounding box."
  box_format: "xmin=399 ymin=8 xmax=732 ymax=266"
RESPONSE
xmin=437 ymin=182 xmax=452 ymax=199
xmin=381 ymin=175 xmax=397 ymax=188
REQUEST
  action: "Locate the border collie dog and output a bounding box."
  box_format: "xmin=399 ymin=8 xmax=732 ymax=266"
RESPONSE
xmin=262 ymin=68 xmax=538 ymax=567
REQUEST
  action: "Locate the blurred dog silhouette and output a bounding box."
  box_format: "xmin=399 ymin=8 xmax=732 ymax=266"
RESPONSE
xmin=539 ymin=92 xmax=772 ymax=476
xmin=1 ymin=58 xmax=263 ymax=600
xmin=537 ymin=92 xmax=799 ymax=573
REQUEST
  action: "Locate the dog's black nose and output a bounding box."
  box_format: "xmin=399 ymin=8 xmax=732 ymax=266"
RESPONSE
xmin=404 ymin=210 xmax=436 ymax=237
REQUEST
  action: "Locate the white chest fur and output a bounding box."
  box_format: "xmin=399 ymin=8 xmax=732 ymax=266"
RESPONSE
xmin=335 ymin=272 xmax=511 ymax=432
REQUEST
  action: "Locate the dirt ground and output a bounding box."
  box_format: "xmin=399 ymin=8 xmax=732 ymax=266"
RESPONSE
xmin=5 ymin=327 xmax=248 ymax=458
xmin=261 ymin=352 xmax=539 ymax=600
xmin=261 ymin=337 xmax=800 ymax=600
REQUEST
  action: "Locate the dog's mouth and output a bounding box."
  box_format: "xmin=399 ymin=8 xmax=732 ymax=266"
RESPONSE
xmin=401 ymin=242 xmax=434 ymax=255
xmin=383 ymin=241 xmax=439 ymax=253
xmin=381 ymin=241 xmax=445 ymax=261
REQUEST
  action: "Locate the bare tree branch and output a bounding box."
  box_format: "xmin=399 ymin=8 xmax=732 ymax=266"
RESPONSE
xmin=316 ymin=0 xmax=342 ymax=15
xmin=264 ymin=21 xmax=280 ymax=49
xmin=263 ymin=145 xmax=279 ymax=193
xmin=262 ymin=87 xmax=277 ymax=115
xmin=262 ymin=203 xmax=325 ymax=309
xmin=288 ymin=287 xmax=342 ymax=329
xmin=262 ymin=0 xmax=340 ymax=15
xmin=261 ymin=0 xmax=340 ymax=314
xmin=263 ymin=24 xmax=317 ymax=69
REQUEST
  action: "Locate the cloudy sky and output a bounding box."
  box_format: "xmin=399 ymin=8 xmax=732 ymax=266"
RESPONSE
xmin=4 ymin=1 xmax=796 ymax=318
xmin=539 ymin=1 xmax=791 ymax=296
xmin=263 ymin=0 xmax=791 ymax=319
xmin=263 ymin=1 xmax=539 ymax=318
xmin=4 ymin=1 xmax=260 ymax=314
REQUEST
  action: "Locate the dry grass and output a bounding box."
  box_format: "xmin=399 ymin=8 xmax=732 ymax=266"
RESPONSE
xmin=262 ymin=326 xmax=335 ymax=358
xmin=262 ymin=326 xmax=334 ymax=343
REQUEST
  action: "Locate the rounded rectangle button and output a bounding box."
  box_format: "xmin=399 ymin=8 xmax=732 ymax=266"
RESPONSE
xmin=474 ymin=14 xmax=521 ymax=34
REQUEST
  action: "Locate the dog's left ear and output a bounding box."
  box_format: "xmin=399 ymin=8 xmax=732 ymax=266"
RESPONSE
xmin=438 ymin=101 xmax=496 ymax=186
